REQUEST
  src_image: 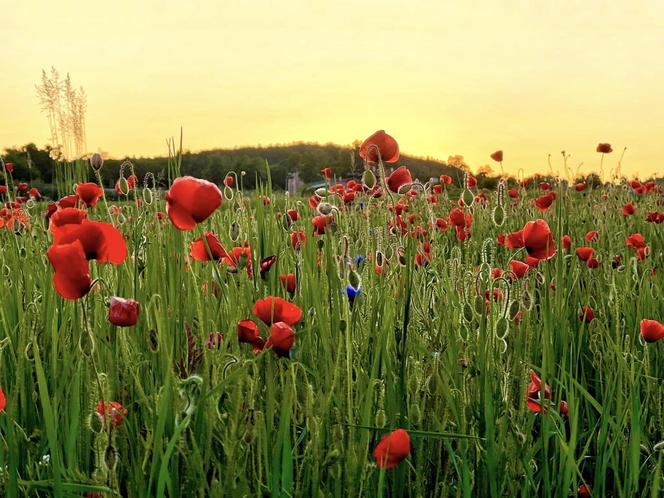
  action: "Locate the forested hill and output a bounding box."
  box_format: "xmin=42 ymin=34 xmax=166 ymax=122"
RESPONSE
xmin=2 ymin=142 xmax=470 ymax=191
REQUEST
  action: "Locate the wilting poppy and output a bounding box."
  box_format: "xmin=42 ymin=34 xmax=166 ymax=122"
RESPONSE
xmin=266 ymin=321 xmax=295 ymax=357
xmin=76 ymin=182 xmax=104 ymax=207
xmin=386 ymin=166 xmax=413 ymax=193
xmin=97 ymin=401 xmax=128 ymax=429
xmin=373 ymin=428 xmax=411 ymax=469
xmin=578 ymin=306 xmax=594 ymax=323
xmin=190 ymin=232 xmax=227 ymax=261
xmin=46 ymin=240 xmax=92 ymax=300
xmin=640 ymin=319 xmax=664 ymax=343
xmin=596 ymin=143 xmax=612 ymax=153
xmin=280 ymin=273 xmax=296 ymax=294
xmin=359 ymin=130 xmax=400 ymax=164
xmin=490 ymin=150 xmax=503 ymax=162
xmin=52 ymin=220 xmax=127 ymax=264
xmin=108 ymin=297 xmax=140 ymax=327
xmin=165 ymin=176 xmax=222 ymax=230
xmin=253 ymin=296 xmax=302 ymax=326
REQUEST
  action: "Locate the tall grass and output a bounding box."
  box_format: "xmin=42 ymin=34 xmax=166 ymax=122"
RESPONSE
xmin=0 ymin=160 xmax=662 ymax=497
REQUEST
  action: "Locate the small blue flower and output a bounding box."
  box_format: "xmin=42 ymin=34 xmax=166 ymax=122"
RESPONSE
xmin=354 ymin=255 xmax=366 ymax=266
xmin=345 ymin=285 xmax=362 ymax=305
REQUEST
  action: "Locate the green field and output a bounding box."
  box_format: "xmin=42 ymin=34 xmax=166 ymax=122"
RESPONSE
xmin=0 ymin=156 xmax=662 ymax=497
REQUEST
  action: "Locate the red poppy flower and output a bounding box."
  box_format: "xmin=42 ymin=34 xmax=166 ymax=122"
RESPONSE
xmin=559 ymin=400 xmax=569 ymax=417
xmin=562 ymin=235 xmax=572 ymax=251
xmin=586 ymin=257 xmax=600 ymax=269
xmin=4 ymin=162 xmax=13 ymax=173
xmin=509 ymin=260 xmax=529 ymax=279
xmin=578 ymin=306 xmax=594 ymax=323
xmin=115 ymin=175 xmax=138 ymax=195
xmin=266 ymin=321 xmax=295 ymax=357
xmin=466 ymin=175 xmax=477 ymax=188
xmin=646 ymin=211 xmax=664 ymax=223
xmin=57 ymin=194 xmax=79 ymax=209
xmin=190 ymin=232 xmax=227 ymax=261
xmin=490 ymin=150 xmax=503 ymax=162
xmin=386 ymin=166 xmax=413 ymax=193
xmin=508 ymin=188 xmax=519 ymax=199
xmin=280 ymin=273 xmax=296 ymax=294
xmin=0 ymin=387 xmax=5 ymax=412
xmin=29 ymin=187 xmax=42 ymax=199
xmin=46 ymin=240 xmax=92 ymax=300
xmin=49 ymin=207 xmax=87 ymax=232
xmin=625 ymin=233 xmax=646 ymax=250
xmin=434 ymin=218 xmax=449 ymax=231
xmin=312 ymin=214 xmax=333 ymax=235
xmin=290 ymin=230 xmax=306 ymax=250
xmin=97 ymin=401 xmax=128 ymax=429
xmin=505 ymin=229 xmax=525 ymax=249
xmin=0 ymin=185 xmax=6 ymax=195
xmin=524 ymin=256 xmax=540 ymax=267
xmin=237 ymin=319 xmax=265 ymax=351
xmin=575 ymin=247 xmax=594 ymax=262
xmin=622 ymin=203 xmax=636 ymax=216
xmin=578 ymin=484 xmax=592 ymax=498
xmin=596 ymin=143 xmax=612 ymax=153
xmin=165 ymin=176 xmax=222 ymax=230
xmin=253 ymin=296 xmax=302 ymax=326
xmin=539 ymin=182 xmax=550 ymax=191
xmin=52 ymin=220 xmax=127 ymax=264
xmin=439 ymin=174 xmax=453 ymax=185
xmin=108 ymin=297 xmax=140 ymax=326
xmin=526 ymin=370 xmax=551 ymax=413
xmin=534 ymin=193 xmax=555 ymax=212
xmin=75 ymin=182 xmax=104 ymax=207
xmin=262 ymin=196 xmax=271 ymax=205
xmin=223 ymin=175 xmax=234 ymax=187
xmin=640 ymin=319 xmax=664 ymax=343
xmin=373 ymin=428 xmax=411 ymax=469
xmin=575 ymin=182 xmax=586 ymax=192
xmin=287 ymin=209 xmax=299 ymax=221
xmin=17 ymin=182 xmax=28 ymax=193
xmin=359 ymin=130 xmax=400 ymax=164
xmin=321 ymin=167 xmax=333 ymax=180
xmin=584 ymin=230 xmax=599 ymax=243
xmin=222 ymin=246 xmax=252 ymax=274
xmin=491 ymin=268 xmax=504 ymax=279
xmin=260 ymin=255 xmax=277 ymax=278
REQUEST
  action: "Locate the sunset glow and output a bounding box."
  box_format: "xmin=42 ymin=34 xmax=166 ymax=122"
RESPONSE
xmin=2 ymin=0 xmax=663 ymax=177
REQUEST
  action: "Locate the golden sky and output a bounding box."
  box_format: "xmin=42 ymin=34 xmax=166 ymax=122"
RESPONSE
xmin=2 ymin=0 xmax=663 ymax=177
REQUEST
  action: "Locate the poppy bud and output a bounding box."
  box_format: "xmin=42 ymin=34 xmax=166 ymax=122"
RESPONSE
xmin=317 ymin=202 xmax=333 ymax=215
xmin=229 ymin=222 xmax=240 ymax=241
xmin=103 ymin=445 xmax=119 ymax=471
xmin=89 ymin=153 xmax=104 ymax=171
xmin=349 ymin=270 xmax=362 ymax=290
xmin=315 ymin=187 xmax=329 ymax=197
